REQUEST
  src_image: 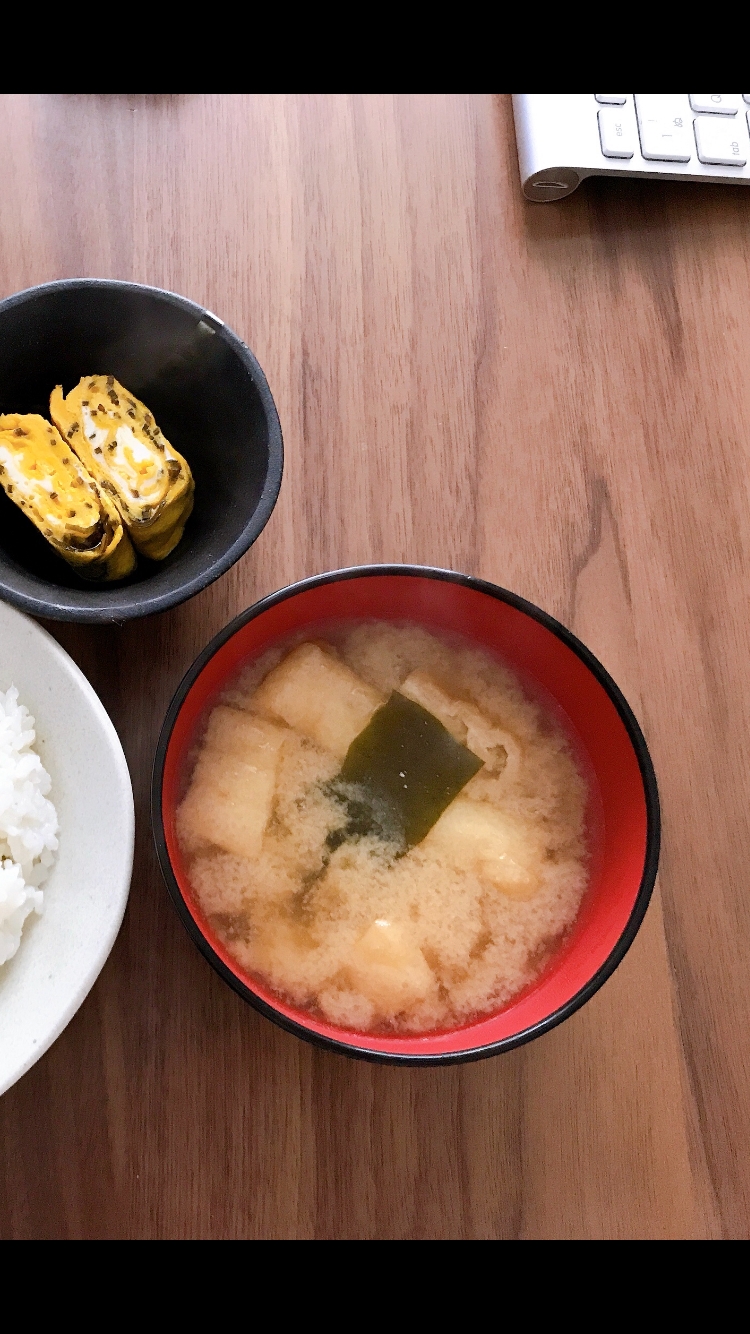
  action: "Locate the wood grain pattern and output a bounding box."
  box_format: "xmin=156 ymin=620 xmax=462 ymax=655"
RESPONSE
xmin=0 ymin=93 xmax=747 ymax=1238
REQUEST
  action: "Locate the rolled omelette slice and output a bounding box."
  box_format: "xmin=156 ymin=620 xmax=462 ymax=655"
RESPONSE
xmin=50 ymin=376 xmax=194 ymax=560
xmin=0 ymin=413 xmax=136 ymax=581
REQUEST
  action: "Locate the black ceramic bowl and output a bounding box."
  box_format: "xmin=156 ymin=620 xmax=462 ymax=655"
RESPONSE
xmin=0 ymin=280 xmax=283 ymax=622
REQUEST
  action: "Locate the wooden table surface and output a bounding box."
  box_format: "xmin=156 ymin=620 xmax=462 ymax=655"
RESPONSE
xmin=0 ymin=93 xmax=747 ymax=1240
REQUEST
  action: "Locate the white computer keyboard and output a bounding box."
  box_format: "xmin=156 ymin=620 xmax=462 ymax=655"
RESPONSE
xmin=512 ymin=94 xmax=750 ymax=200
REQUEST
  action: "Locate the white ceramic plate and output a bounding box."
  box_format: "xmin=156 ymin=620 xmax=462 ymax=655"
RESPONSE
xmin=0 ymin=600 xmax=134 ymax=1096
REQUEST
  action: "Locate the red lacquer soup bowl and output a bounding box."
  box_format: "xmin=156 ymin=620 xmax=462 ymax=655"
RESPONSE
xmin=152 ymin=566 xmax=660 ymax=1065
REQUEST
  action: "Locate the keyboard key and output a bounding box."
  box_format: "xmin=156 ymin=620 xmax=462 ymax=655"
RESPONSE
xmin=635 ymin=96 xmax=692 ymax=161
xmin=598 ymin=108 xmax=635 ymax=158
xmin=595 ymin=94 xmax=627 ymax=105
xmin=694 ymin=115 xmax=747 ymax=165
xmin=689 ymin=94 xmax=739 ymax=115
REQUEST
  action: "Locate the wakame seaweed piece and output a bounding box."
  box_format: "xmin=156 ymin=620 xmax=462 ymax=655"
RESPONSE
xmin=325 ymin=782 xmax=404 ymax=853
xmin=331 ymin=691 xmax=484 ymax=850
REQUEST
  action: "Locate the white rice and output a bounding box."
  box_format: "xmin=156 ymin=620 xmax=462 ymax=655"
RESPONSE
xmin=0 ymin=686 xmax=58 ymax=966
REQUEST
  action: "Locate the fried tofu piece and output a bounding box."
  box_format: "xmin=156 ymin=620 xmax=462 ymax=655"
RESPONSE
xmin=346 ymin=919 xmax=436 ymax=1012
xmin=253 ymin=643 xmax=383 ymax=758
xmin=401 ymin=671 xmax=521 ymax=777
xmin=178 ymin=710 xmax=284 ymax=858
xmin=425 ymin=798 xmax=542 ymax=899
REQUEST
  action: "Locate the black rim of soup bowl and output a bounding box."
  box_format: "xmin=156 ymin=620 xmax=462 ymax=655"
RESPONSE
xmin=151 ymin=564 xmax=661 ymax=1066
xmin=0 ymin=279 xmax=283 ymax=623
